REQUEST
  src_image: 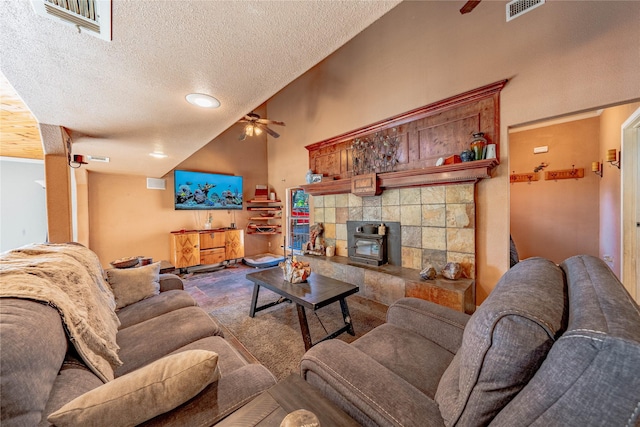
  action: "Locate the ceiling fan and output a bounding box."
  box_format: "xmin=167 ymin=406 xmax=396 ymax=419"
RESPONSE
xmin=460 ymin=0 xmax=481 ymax=14
xmin=238 ymin=112 xmax=285 ymax=140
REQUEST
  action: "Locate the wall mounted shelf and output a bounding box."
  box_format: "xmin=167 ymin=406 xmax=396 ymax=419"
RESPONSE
xmin=301 ymin=159 xmax=498 ymax=196
xmin=246 ymin=199 xmax=282 ymax=235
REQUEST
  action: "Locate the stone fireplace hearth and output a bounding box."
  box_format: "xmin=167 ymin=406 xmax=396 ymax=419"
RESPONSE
xmin=313 ymin=183 xmax=476 ymax=280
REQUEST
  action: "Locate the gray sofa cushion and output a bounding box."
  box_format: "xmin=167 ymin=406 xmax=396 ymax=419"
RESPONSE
xmin=115 ymin=306 xmax=223 ymax=377
xmin=0 ymin=299 xmax=68 ymax=427
xmin=117 ymin=290 xmax=196 ymax=329
xmin=352 ymin=323 xmax=455 ymax=398
xmin=140 ymin=336 xmax=277 ymax=426
xmin=435 ymin=257 xmax=567 ymax=426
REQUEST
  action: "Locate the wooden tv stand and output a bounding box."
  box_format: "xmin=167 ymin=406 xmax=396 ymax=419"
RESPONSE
xmin=169 ymin=229 xmax=244 ymax=270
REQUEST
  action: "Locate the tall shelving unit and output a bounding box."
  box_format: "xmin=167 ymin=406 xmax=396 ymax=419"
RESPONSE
xmin=246 ymin=199 xmax=282 ymax=235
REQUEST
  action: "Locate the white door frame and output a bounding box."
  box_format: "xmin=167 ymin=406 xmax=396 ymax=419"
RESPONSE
xmin=621 ymin=107 xmax=640 ymax=302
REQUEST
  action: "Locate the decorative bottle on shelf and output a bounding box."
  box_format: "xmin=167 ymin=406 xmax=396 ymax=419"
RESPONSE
xmin=204 ymin=213 xmax=212 ymax=230
xmin=305 ymin=169 xmax=313 ymax=184
xmin=470 ymin=132 xmax=487 ymax=161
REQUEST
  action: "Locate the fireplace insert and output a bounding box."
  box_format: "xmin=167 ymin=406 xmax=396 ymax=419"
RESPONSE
xmin=349 ymin=232 xmax=387 ymax=266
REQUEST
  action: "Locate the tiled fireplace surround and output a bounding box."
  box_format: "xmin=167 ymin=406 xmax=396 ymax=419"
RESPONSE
xmin=301 ymin=183 xmax=476 ymax=313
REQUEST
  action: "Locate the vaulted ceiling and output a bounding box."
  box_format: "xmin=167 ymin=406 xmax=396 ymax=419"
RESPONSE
xmin=0 ymin=1 xmax=400 ymax=177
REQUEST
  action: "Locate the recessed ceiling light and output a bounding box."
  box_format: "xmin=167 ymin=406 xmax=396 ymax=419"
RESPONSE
xmin=149 ymin=152 xmax=168 ymax=159
xmin=186 ymin=93 xmax=220 ymax=108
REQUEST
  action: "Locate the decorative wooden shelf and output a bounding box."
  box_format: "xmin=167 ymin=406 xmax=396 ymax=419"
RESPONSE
xmin=300 ymin=159 xmax=498 ymax=196
xmin=545 ymin=168 xmax=584 ymax=180
xmin=246 ymin=199 xmax=282 ymax=235
xmin=300 ymin=80 xmax=507 ymax=197
xmin=510 ymin=172 xmax=539 ymax=183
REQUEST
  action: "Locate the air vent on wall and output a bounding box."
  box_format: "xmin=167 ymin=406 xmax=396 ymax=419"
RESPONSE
xmin=146 ymin=178 xmax=166 ymax=190
xmin=31 ymin=0 xmax=111 ymax=41
xmin=506 ymin=0 xmax=545 ymax=22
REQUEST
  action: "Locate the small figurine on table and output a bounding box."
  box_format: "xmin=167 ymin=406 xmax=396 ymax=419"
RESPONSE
xmin=303 ymin=223 xmax=326 ymax=256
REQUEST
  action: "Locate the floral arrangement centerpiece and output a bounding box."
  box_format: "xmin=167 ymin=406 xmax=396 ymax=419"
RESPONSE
xmin=279 ymin=256 xmax=311 ymax=283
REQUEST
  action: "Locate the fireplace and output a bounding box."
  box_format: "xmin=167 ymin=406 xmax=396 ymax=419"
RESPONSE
xmin=351 ymin=232 xmax=387 ymax=265
xmin=347 ymin=221 xmax=401 ymax=266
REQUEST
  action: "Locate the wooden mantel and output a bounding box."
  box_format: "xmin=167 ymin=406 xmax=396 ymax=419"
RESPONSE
xmin=301 ymin=159 xmax=498 ymax=196
xmin=301 ymin=80 xmax=507 ymax=196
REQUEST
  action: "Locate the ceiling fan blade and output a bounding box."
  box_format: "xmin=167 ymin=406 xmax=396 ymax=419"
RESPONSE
xmin=257 ymin=118 xmax=286 ymax=126
xmin=238 ymin=131 xmax=247 ymax=141
xmin=460 ymin=0 xmax=481 ymax=14
xmin=256 ymin=122 xmax=280 ymax=138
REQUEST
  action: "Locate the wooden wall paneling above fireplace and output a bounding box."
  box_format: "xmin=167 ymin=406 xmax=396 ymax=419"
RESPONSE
xmin=301 ymin=80 xmax=507 ymax=196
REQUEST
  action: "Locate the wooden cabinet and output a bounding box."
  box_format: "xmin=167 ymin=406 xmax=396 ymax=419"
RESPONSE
xmin=170 ymin=231 xmax=200 ymax=268
xmin=170 ymin=229 xmax=244 ymax=269
xmin=199 ymin=231 xmax=226 ymax=265
xmin=246 ymin=199 xmax=282 ymax=235
xmin=225 ymin=229 xmax=245 ymax=259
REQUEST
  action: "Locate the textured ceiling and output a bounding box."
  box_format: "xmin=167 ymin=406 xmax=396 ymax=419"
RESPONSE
xmin=0 ymin=0 xmax=400 ymax=177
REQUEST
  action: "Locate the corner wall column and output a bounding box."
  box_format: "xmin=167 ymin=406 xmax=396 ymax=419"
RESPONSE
xmin=40 ymin=124 xmax=72 ymax=243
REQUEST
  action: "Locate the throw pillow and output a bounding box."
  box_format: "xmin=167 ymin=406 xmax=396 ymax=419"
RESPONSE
xmin=435 ymin=257 xmax=567 ymax=426
xmin=106 ymin=262 xmax=161 ymax=309
xmin=48 ymin=349 xmax=220 ymax=427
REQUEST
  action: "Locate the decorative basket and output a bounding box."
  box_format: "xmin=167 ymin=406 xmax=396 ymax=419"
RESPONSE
xmin=279 ymin=256 xmax=311 ymax=283
xmin=110 ymin=256 xmax=140 ymax=269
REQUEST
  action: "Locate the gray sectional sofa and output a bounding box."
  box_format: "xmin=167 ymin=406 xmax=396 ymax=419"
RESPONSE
xmin=1 ymin=243 xmax=276 ymax=426
xmin=301 ymin=255 xmax=640 ymax=426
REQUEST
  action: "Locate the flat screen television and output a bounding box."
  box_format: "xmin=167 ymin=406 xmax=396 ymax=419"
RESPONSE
xmin=174 ymin=170 xmax=243 ymax=210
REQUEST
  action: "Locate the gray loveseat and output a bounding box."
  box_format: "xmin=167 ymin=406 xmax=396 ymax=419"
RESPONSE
xmin=301 ymin=255 xmax=640 ymax=426
xmin=1 ymin=243 xmax=276 ymax=426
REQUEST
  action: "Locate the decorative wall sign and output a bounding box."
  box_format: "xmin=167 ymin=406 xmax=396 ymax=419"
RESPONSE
xmin=510 ymin=172 xmax=539 ymax=183
xmin=545 ymin=168 xmax=584 ymax=180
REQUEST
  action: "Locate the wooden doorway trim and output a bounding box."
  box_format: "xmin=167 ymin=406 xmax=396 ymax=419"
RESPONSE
xmin=621 ymin=106 xmax=640 ymax=302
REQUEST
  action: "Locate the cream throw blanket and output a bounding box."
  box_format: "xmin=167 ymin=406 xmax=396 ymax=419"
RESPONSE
xmin=0 ymin=243 xmax=122 ymax=382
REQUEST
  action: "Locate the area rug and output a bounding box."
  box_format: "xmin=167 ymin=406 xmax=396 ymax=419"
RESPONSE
xmin=182 ymin=265 xmax=387 ymax=380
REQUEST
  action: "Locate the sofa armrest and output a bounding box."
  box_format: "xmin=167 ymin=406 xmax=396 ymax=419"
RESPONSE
xmin=159 ymin=274 xmax=183 ymax=292
xmin=387 ymin=297 xmax=470 ymax=354
xmin=301 ymin=340 xmax=444 ymax=427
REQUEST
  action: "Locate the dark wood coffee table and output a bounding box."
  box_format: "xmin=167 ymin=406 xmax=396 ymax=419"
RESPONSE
xmin=216 ymin=373 xmax=359 ymax=426
xmin=246 ymin=267 xmax=359 ymax=351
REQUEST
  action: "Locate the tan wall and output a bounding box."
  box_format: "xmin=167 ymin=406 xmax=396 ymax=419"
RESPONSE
xmin=509 ymin=117 xmax=600 ymax=264
xmin=266 ymin=1 xmax=640 ymax=303
xmin=88 ymin=124 xmax=270 ymax=269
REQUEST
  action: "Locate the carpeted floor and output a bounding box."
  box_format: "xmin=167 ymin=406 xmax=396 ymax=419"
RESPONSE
xmin=182 ymin=264 xmax=388 ymax=380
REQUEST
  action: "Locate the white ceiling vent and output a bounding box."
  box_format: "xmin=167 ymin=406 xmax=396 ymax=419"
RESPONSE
xmin=31 ymin=0 xmax=111 ymax=41
xmin=506 ymin=0 xmax=545 ymax=22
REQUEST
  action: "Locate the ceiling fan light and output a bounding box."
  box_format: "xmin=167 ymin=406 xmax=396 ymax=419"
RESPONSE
xmin=254 ymin=126 xmax=263 ymax=136
xmin=245 ymin=124 xmax=254 ymax=137
xmin=185 ymin=93 xmax=220 ymax=108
